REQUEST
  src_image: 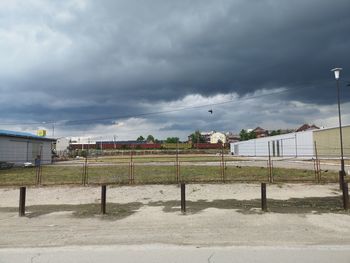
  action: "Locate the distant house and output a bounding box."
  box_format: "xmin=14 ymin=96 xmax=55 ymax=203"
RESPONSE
xmin=226 ymin=132 xmax=240 ymax=143
xmin=187 ymin=131 xmax=213 ymax=143
xmin=201 ymin=131 xmax=214 ymax=143
xmin=210 ymin=132 xmax=226 ymax=144
xmin=296 ymin=124 xmax=319 ymax=132
xmin=253 ymin=127 xmax=268 ymax=138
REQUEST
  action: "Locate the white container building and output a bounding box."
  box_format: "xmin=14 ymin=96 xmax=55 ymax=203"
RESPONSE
xmin=0 ymin=130 xmax=56 ymax=165
xmin=230 ymin=130 xmax=314 ymax=157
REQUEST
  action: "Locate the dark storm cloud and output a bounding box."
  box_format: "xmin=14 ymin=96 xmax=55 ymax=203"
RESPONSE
xmin=1 ymin=0 xmax=350 ymax=135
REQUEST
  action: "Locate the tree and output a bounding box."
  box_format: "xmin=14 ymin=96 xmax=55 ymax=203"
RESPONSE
xmin=248 ymin=131 xmax=257 ymax=140
xmin=239 ymin=129 xmax=249 ymax=141
xmin=239 ymin=129 xmax=256 ymax=141
xmin=136 ymin=135 xmax=145 ymax=141
xmin=146 ymin=135 xmax=155 ymax=143
xmin=165 ymin=137 xmax=179 ymax=143
xmin=189 ymin=130 xmax=206 ymax=143
xmin=269 ymin=130 xmax=281 ymax=136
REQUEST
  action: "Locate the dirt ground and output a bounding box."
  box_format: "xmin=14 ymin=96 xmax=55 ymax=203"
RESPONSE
xmin=0 ymin=183 xmax=349 ymax=248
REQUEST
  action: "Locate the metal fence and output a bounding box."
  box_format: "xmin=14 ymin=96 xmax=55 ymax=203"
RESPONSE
xmin=0 ymin=148 xmax=344 ymax=187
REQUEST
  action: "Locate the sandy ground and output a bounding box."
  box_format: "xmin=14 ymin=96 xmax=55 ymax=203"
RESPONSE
xmin=0 ymin=183 xmax=349 ymax=249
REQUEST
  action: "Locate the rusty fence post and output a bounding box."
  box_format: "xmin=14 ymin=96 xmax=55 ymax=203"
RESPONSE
xmin=313 ymin=141 xmax=321 ymax=183
xmin=82 ymin=157 xmax=88 ymax=186
xmin=129 ymin=150 xmax=135 ymax=184
xmin=340 ymin=171 xmax=349 ymax=210
xmin=339 ymin=171 xmax=343 ymax=190
xmin=261 ymin=183 xmax=267 ymax=212
xmin=181 ymin=183 xmax=186 ymax=213
xmin=175 ymin=147 xmax=180 ymax=183
xmin=19 ymin=187 xmax=26 ymax=217
xmin=267 ymin=142 xmax=274 ymax=183
xmin=101 ymin=185 xmax=107 ymax=214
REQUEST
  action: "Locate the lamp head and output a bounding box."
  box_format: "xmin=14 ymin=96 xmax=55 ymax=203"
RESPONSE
xmin=331 ymin=68 xmax=342 ymax=80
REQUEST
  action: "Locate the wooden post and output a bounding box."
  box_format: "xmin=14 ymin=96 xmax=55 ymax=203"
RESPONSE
xmin=261 ymin=183 xmax=267 ymax=212
xmin=343 ymin=180 xmax=349 ymax=210
xmin=101 ymin=185 xmax=107 ymax=214
xmin=181 ymin=183 xmax=186 ymax=213
xmin=340 ymin=171 xmax=349 ymax=210
xmin=19 ymin=187 xmax=26 ymax=217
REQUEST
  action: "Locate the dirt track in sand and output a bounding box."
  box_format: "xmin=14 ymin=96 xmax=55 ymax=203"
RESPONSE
xmin=0 ymin=183 xmax=349 ymax=248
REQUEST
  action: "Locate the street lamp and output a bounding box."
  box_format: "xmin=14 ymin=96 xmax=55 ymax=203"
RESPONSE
xmin=331 ymin=67 xmax=349 ymax=209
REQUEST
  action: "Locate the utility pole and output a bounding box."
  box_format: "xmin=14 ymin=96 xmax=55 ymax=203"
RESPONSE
xmin=113 ymin=135 xmax=117 ymax=149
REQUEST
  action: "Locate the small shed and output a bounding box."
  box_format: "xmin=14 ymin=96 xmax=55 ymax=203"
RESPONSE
xmin=0 ymin=130 xmax=56 ymax=165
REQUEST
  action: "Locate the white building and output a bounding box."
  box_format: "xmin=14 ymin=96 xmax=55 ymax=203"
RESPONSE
xmin=230 ymin=130 xmax=314 ymax=157
xmin=200 ymin=131 xmax=214 ymax=143
xmin=55 ymin=137 xmax=70 ymax=155
xmin=230 ymin=125 xmax=350 ymax=158
xmin=0 ymin=130 xmax=55 ymax=165
xmin=210 ymin=132 xmax=227 ymax=144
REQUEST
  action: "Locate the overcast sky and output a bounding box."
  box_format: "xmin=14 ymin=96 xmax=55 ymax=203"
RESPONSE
xmin=1 ymin=0 xmax=350 ymax=141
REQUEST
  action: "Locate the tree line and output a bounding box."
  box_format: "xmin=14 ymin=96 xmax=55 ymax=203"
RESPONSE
xmin=136 ymin=130 xmax=207 ymax=144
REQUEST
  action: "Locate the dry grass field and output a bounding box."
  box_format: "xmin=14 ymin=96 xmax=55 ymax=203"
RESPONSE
xmin=0 ymin=155 xmax=338 ymax=186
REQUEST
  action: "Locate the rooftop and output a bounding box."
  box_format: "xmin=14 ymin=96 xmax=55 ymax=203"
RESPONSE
xmin=0 ymin=129 xmax=56 ymax=141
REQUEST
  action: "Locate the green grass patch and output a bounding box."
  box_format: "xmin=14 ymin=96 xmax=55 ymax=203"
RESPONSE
xmin=225 ymin=166 xmax=269 ymax=182
xmin=87 ymin=165 xmax=129 ymax=184
xmin=180 ymin=166 xmax=222 ymax=182
xmin=0 ymin=167 xmax=36 ymax=185
xmin=41 ymin=165 xmax=84 ymax=185
xmin=134 ymin=165 xmax=177 ymax=184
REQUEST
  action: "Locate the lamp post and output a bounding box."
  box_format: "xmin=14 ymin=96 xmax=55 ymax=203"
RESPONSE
xmin=52 ymin=121 xmax=55 ymax=137
xmin=331 ymin=67 xmax=349 ymax=210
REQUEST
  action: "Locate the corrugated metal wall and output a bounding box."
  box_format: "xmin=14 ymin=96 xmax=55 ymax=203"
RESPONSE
xmin=313 ymin=126 xmax=350 ymax=157
xmin=0 ymin=136 xmax=52 ymax=165
xmin=230 ymin=130 xmax=314 ymax=157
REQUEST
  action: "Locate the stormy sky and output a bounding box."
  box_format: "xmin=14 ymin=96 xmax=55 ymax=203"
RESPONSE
xmin=1 ymin=0 xmax=350 ymax=141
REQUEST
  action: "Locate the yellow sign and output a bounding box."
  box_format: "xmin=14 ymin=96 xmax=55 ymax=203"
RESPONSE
xmin=37 ymin=130 xmax=47 ymax=137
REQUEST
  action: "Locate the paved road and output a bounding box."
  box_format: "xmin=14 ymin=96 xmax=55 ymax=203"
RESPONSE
xmin=1 ymin=245 xmax=350 ymax=263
